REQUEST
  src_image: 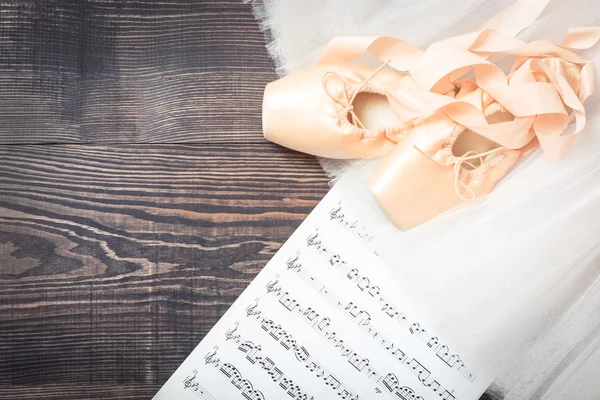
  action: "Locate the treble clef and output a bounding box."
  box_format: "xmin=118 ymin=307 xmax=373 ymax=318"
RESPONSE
xmin=306 ymin=233 xmax=319 ymax=246
xmin=183 ymin=373 xmax=196 ymax=389
xmin=226 ymin=326 xmax=239 ymax=342
xmin=329 ymin=206 xmax=342 ymax=220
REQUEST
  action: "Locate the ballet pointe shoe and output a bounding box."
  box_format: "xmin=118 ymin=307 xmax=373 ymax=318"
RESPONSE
xmin=370 ymin=102 xmax=521 ymax=230
xmin=262 ymin=63 xmax=411 ymax=159
xmin=370 ymin=52 xmax=594 ymax=230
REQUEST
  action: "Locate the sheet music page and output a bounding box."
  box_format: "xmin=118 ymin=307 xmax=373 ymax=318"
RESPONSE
xmin=153 ymin=171 xmax=493 ymax=400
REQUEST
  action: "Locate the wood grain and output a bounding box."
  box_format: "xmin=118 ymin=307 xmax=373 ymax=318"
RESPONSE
xmin=0 ymin=144 xmax=329 ymax=399
xmin=0 ymin=385 xmax=161 ymax=400
xmin=0 ymin=0 xmax=274 ymax=144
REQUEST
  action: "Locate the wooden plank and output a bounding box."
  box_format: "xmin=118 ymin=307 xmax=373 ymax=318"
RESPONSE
xmin=0 ymin=0 xmax=275 ymax=144
xmin=0 ymin=143 xmax=329 ymax=396
xmin=1 ymin=385 xmax=160 ymax=399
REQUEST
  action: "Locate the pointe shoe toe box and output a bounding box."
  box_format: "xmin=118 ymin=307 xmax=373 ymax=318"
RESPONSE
xmin=262 ymin=65 xmax=400 ymax=159
xmin=370 ymin=118 xmax=520 ymax=230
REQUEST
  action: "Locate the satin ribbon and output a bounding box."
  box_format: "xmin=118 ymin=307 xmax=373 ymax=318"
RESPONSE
xmin=316 ymin=0 xmax=600 ymax=162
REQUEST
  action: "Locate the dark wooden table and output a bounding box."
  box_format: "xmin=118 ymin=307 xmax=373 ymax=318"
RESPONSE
xmin=0 ymin=1 xmax=329 ymax=398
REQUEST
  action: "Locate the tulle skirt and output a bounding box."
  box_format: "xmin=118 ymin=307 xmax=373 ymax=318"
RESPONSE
xmin=248 ymin=1 xmax=600 ymax=398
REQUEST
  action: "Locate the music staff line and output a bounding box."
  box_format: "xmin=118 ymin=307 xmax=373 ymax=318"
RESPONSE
xmin=225 ymin=324 xmax=350 ymax=400
xmin=269 ymin=265 xmax=457 ymax=400
xmin=245 ymin=300 xmax=426 ymax=400
xmin=306 ymin=232 xmax=476 ymax=383
xmin=203 ymin=351 xmax=266 ymax=400
xmin=182 ymin=370 xmax=217 ymax=400
xmin=329 ymin=204 xmax=383 ymax=257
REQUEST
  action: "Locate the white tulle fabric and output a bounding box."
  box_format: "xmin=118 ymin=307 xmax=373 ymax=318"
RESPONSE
xmin=247 ymin=1 xmax=600 ymax=399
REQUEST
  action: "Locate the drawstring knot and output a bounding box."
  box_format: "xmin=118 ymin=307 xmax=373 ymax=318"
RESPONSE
xmin=321 ymin=60 xmax=392 ymax=130
xmin=412 ymin=144 xmax=504 ymax=202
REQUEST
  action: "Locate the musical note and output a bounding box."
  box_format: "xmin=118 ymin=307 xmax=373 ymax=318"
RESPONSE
xmin=269 ymin=324 xmax=285 ymax=341
xmin=281 ymin=332 xmax=297 ymax=351
xmin=203 ymin=352 xmax=266 ymax=400
xmin=279 ymin=292 xmax=298 ymax=311
xmin=368 ymin=285 xmax=381 ymax=297
xmin=349 ymin=353 xmax=370 ymax=371
xmin=317 ymin=317 xmax=331 ymax=330
xmin=357 ymin=276 xmax=371 ymax=291
xmin=294 ymin=345 xmax=310 ymax=363
xmin=238 ymin=341 xmax=263 ymax=364
xmin=325 ymin=374 xmax=342 ymax=390
xmin=347 ymin=268 xmax=360 ymax=281
xmin=304 ymin=236 xmax=477 ymax=383
xmin=261 ymin=357 xmax=275 ymax=372
xmin=269 ymin=367 xmax=284 ymax=382
xmin=397 ymin=386 xmax=422 ymax=400
xmin=339 ymin=387 xmax=361 ymax=400
xmin=260 ymin=318 xmax=275 ymax=332
xmin=303 ymin=307 xmax=320 ymax=324
xmin=409 ymin=323 xmax=424 ymax=335
xmin=427 ymin=337 xmax=439 ymax=348
xmin=383 ymin=373 xmax=400 ymax=392
xmin=404 ymin=358 xmax=436 ymax=387
xmin=441 ymin=390 xmax=457 ymax=400
xmin=392 ymin=348 xmax=406 ymax=362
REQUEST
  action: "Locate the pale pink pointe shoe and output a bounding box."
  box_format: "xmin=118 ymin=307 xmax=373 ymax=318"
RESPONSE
xmin=370 ymin=56 xmax=587 ymax=230
xmin=370 ymin=97 xmax=521 ymax=230
xmin=262 ymin=63 xmax=412 ymax=159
